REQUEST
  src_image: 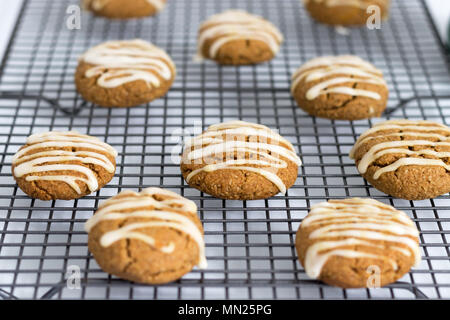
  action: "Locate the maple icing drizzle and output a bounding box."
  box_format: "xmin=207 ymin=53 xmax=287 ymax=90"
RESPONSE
xmin=197 ymin=10 xmax=283 ymax=60
xmin=291 ymin=55 xmax=387 ymax=101
xmin=80 ymin=39 xmax=175 ymax=89
xmin=13 ymin=131 xmax=117 ymax=194
xmin=349 ymin=120 xmax=450 ymax=179
xmin=301 ymin=198 xmax=420 ymax=279
xmin=182 ymin=120 xmax=301 ymax=194
xmin=85 ymin=187 xmax=207 ymax=269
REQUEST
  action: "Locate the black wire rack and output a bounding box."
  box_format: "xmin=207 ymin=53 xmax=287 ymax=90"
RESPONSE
xmin=0 ymin=0 xmax=449 ymax=300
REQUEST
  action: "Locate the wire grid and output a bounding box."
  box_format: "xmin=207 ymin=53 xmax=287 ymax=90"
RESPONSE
xmin=0 ymin=0 xmax=449 ymax=300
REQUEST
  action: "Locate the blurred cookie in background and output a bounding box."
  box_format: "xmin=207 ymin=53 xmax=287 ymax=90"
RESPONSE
xmin=196 ymin=10 xmax=283 ymax=65
xmin=82 ymin=0 xmax=167 ymax=19
xmin=303 ymin=0 xmax=390 ymax=26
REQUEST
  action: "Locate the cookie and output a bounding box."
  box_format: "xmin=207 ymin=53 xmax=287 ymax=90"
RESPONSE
xmin=295 ymin=198 xmax=421 ymax=288
xmin=85 ymin=187 xmax=207 ymax=284
xmin=82 ymin=0 xmax=166 ymax=19
xmin=303 ymin=0 xmax=390 ymax=26
xmin=291 ymin=55 xmax=389 ymax=120
xmin=75 ymin=39 xmax=176 ymax=108
xmin=350 ymin=119 xmax=450 ymax=200
xmin=196 ymin=10 xmax=283 ymax=65
xmin=180 ymin=120 xmax=301 ymax=200
xmin=12 ymin=131 xmax=117 ymax=201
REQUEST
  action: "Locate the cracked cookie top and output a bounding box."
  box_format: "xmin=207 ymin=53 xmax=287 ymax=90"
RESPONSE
xmin=349 ymin=120 xmax=450 ymax=199
xmin=295 ymin=197 xmax=420 ymax=288
xmin=85 ymin=187 xmax=206 ymax=284
xmin=196 ymin=10 xmax=283 ymax=65
xmin=291 ymin=55 xmax=389 ymax=120
xmin=180 ymin=120 xmax=301 ymax=200
xmin=12 ymin=131 xmax=117 ymax=200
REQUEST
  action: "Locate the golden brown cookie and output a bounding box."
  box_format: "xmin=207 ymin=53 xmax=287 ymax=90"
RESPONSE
xmin=12 ymin=131 xmax=117 ymax=201
xmin=75 ymin=39 xmax=176 ymax=108
xmin=180 ymin=120 xmax=301 ymax=200
xmin=303 ymin=0 xmax=390 ymax=26
xmin=82 ymin=0 xmax=166 ymax=19
xmin=295 ymin=198 xmax=420 ymax=288
xmin=291 ymin=55 xmax=389 ymax=120
xmin=85 ymin=187 xmax=206 ymax=284
xmin=350 ymin=119 xmax=450 ymax=200
xmin=196 ymin=10 xmax=283 ymax=65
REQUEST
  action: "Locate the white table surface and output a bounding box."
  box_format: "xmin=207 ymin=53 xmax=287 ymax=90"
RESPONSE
xmin=0 ymin=0 xmax=23 ymax=62
xmin=426 ymin=0 xmax=450 ymax=44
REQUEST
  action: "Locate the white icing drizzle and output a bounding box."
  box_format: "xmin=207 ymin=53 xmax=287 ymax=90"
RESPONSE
xmin=82 ymin=0 xmax=166 ymax=12
xmin=197 ymin=10 xmax=283 ymax=60
xmin=303 ymin=0 xmax=388 ymax=9
xmin=13 ymin=131 xmax=117 ymax=194
xmin=349 ymin=120 xmax=450 ymax=180
xmin=80 ymin=39 xmax=175 ymax=89
xmin=182 ymin=120 xmax=301 ymax=195
xmin=85 ymin=187 xmax=207 ymax=269
xmin=335 ymin=26 xmax=350 ymax=36
xmin=291 ymin=55 xmax=387 ymax=101
xmin=301 ymin=198 xmax=420 ymax=279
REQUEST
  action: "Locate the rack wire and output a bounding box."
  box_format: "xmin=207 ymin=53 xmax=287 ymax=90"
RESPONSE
xmin=0 ymin=0 xmax=449 ymax=300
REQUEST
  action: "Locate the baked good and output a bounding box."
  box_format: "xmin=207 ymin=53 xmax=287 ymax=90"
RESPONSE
xmin=85 ymin=187 xmax=207 ymax=284
xmin=295 ymin=198 xmax=421 ymax=288
xmin=82 ymin=0 xmax=166 ymax=19
xmin=75 ymin=39 xmax=176 ymax=108
xmin=180 ymin=120 xmax=301 ymax=200
xmin=196 ymin=10 xmax=283 ymax=65
xmin=291 ymin=55 xmax=389 ymax=120
xmin=303 ymin=0 xmax=391 ymax=26
xmin=12 ymin=131 xmax=117 ymax=201
xmin=350 ymin=119 xmax=450 ymax=200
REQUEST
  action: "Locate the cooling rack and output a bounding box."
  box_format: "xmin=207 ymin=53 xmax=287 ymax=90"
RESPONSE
xmin=0 ymin=0 xmax=449 ymax=300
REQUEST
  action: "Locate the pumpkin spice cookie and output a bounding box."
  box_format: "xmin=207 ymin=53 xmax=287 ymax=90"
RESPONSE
xmin=291 ymin=55 xmax=389 ymax=120
xmin=303 ymin=0 xmax=391 ymax=26
xmin=12 ymin=131 xmax=117 ymax=201
xmin=295 ymin=198 xmax=421 ymax=288
xmin=180 ymin=120 xmax=301 ymax=200
xmin=82 ymin=0 xmax=167 ymax=19
xmin=85 ymin=187 xmax=207 ymax=284
xmin=196 ymin=10 xmax=283 ymax=65
xmin=75 ymin=39 xmax=176 ymax=108
xmin=350 ymin=119 xmax=450 ymax=200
